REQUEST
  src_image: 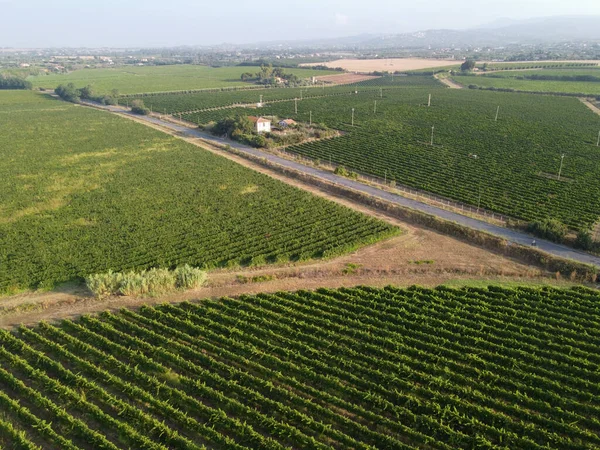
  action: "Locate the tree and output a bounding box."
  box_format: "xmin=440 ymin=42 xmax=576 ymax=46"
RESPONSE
xmin=272 ymin=67 xmax=285 ymax=78
xmin=55 ymin=83 xmax=80 ymax=102
xmin=240 ymin=72 xmax=254 ymax=82
xmin=233 ymin=115 xmax=254 ymax=135
xmin=461 ymin=59 xmax=476 ymax=72
xmin=575 ymin=230 xmax=594 ymax=251
xmin=130 ymin=99 xmax=150 ymax=115
xmin=78 ymin=85 xmax=94 ymax=100
xmin=256 ymin=64 xmax=273 ymax=81
xmin=0 ymin=75 xmax=32 ymax=90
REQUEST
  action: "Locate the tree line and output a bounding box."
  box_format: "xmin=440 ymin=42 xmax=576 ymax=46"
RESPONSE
xmin=0 ymin=75 xmax=32 ymax=90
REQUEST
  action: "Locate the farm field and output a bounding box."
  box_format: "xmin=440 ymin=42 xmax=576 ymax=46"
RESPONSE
xmin=27 ymin=65 xmax=337 ymax=95
xmin=301 ymin=57 xmax=458 ymax=72
xmin=475 ymin=68 xmax=600 ymax=79
xmin=131 ymin=84 xmax=379 ymax=114
xmin=179 ymin=76 xmax=600 ymax=230
xmin=453 ymin=73 xmax=600 ymax=96
xmin=1 ymin=285 xmax=599 ymax=448
xmin=0 ymin=91 xmax=397 ymax=294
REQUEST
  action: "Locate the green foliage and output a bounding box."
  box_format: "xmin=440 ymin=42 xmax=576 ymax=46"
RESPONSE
xmin=527 ymin=219 xmax=569 ymax=243
xmin=174 ymin=264 xmax=208 ymax=289
xmin=574 ymin=229 xmax=594 ymax=251
xmin=334 ymin=165 xmax=350 ymax=177
xmin=1 ymin=285 xmax=599 ymax=449
xmin=130 ymin=99 xmax=150 ymax=115
xmin=461 ymin=59 xmax=476 ymax=72
xmin=28 ymin=65 xmax=336 ymax=94
xmin=55 ymin=83 xmax=80 ymax=102
xmin=86 ymin=266 xmax=205 ymax=297
xmin=0 ymin=75 xmax=32 ymax=90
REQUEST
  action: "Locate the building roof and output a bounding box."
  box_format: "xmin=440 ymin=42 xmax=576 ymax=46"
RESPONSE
xmin=279 ymin=119 xmax=296 ymax=125
xmin=248 ymin=116 xmax=271 ymax=124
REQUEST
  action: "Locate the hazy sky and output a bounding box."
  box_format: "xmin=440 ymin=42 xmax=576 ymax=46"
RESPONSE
xmin=1 ymin=0 xmax=600 ymax=48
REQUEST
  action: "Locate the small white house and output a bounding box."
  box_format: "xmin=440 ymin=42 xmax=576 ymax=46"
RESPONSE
xmin=248 ymin=116 xmax=271 ymax=133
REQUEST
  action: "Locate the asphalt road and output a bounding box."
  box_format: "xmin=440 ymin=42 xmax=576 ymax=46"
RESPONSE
xmin=93 ymin=102 xmax=600 ymax=269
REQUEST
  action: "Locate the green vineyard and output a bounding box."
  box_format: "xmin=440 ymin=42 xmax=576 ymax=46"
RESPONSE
xmin=0 ymin=91 xmax=397 ymax=293
xmin=177 ymin=76 xmax=600 ymax=229
xmin=1 ymin=285 xmax=599 ymax=448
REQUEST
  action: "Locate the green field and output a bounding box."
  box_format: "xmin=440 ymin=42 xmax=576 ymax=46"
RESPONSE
xmin=131 ymin=84 xmax=375 ymax=114
xmin=1 ymin=285 xmax=599 ymax=448
xmin=453 ymin=68 xmax=600 ymax=96
xmin=0 ymin=91 xmax=397 ymax=294
xmin=172 ymin=76 xmax=600 ymax=230
xmin=27 ymin=65 xmax=336 ymax=95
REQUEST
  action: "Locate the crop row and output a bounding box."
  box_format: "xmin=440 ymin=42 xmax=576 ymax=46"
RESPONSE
xmin=261 ymin=85 xmax=600 ymax=229
xmin=1 ymin=285 xmax=598 ymax=448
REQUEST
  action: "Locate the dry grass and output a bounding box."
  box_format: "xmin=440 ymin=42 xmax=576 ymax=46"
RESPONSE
xmin=302 ymin=58 xmax=457 ymax=73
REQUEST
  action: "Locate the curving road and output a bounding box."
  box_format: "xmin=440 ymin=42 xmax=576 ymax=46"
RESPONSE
xmin=89 ymin=102 xmax=600 ymax=269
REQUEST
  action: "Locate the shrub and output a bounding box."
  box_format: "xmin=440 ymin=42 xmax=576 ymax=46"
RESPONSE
xmin=85 ymin=270 xmax=123 ymax=297
xmin=146 ymin=268 xmax=176 ymax=294
xmin=174 ymin=264 xmax=208 ymax=289
xmin=574 ymin=230 xmax=594 ymax=251
xmin=334 ymin=166 xmax=350 ymax=177
xmin=131 ymin=99 xmax=150 ymax=115
xmin=527 ymin=219 xmax=568 ymax=243
xmin=86 ymin=265 xmax=207 ymax=297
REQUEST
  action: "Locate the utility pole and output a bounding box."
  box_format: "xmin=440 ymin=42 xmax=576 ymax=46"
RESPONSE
xmin=428 ymin=94 xmax=431 ymax=107
xmin=259 ymin=94 xmax=263 ymax=104
xmin=300 ymin=90 xmax=303 ymax=100
xmin=597 ymin=129 xmax=600 ymax=147
xmin=384 ymin=169 xmax=387 ymax=184
xmin=430 ymin=126 xmax=435 ymax=146
xmin=351 ymin=108 xmax=355 ymax=127
xmin=309 ymin=110 xmax=312 ymax=126
xmin=495 ymin=106 xmax=500 ymax=122
xmin=295 ymin=98 xmax=298 ymax=114
xmin=557 ymin=153 xmax=565 ymax=181
xmin=477 ymin=187 xmax=482 ymax=213
xmin=374 ymin=100 xmax=377 ymax=114
xmin=380 ymin=87 xmax=383 ymax=98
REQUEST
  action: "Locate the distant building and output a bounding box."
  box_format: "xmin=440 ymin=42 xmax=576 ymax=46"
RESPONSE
xmin=248 ymin=116 xmax=271 ymax=133
xmin=278 ymin=119 xmax=297 ymax=128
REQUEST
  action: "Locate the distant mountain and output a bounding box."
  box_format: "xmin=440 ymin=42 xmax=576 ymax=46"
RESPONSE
xmin=226 ymin=16 xmax=600 ymax=51
xmin=361 ymin=16 xmax=600 ymax=48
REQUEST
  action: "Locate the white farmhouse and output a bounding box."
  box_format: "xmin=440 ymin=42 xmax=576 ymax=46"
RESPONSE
xmin=248 ymin=116 xmax=271 ymax=133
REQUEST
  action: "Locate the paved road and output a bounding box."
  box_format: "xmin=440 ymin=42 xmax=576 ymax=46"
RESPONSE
xmin=90 ymin=102 xmax=600 ymax=269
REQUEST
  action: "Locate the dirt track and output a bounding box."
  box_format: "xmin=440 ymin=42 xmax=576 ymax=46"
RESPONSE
xmin=435 ymin=74 xmax=463 ymax=89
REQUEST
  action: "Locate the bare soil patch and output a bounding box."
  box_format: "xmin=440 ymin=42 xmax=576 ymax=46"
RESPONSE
xmin=313 ymin=73 xmax=380 ymax=85
xmin=435 ymin=74 xmax=463 ymax=89
xmin=580 ymin=98 xmax=600 ymax=116
xmin=302 ymin=58 xmax=457 ymax=73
